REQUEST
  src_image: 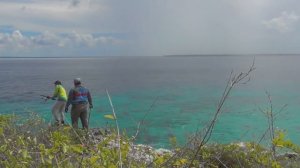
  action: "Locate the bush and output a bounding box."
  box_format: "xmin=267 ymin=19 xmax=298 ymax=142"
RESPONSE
xmin=1 ymin=114 xmax=300 ymax=167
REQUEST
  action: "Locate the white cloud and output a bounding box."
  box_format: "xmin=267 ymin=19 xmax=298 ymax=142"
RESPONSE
xmin=0 ymin=30 xmax=122 ymax=50
xmin=0 ymin=30 xmax=31 ymax=48
xmin=31 ymin=31 xmax=63 ymax=47
xmin=263 ymin=11 xmax=299 ymax=33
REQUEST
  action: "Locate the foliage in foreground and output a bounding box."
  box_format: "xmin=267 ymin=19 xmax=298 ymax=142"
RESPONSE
xmin=1 ymin=114 xmax=300 ymax=168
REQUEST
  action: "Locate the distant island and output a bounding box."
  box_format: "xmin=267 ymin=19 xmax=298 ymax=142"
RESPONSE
xmin=164 ymin=54 xmax=300 ymax=57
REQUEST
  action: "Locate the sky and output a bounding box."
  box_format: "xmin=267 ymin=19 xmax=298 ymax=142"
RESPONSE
xmin=0 ymin=0 xmax=300 ymax=57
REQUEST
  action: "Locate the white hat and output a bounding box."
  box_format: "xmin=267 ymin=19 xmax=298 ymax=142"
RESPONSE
xmin=74 ymin=78 xmax=81 ymax=84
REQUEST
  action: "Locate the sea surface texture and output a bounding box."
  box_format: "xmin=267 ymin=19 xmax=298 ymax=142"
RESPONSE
xmin=0 ymin=55 xmax=299 ymax=148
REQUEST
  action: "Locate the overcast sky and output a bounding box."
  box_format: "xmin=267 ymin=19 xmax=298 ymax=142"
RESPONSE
xmin=0 ymin=0 xmax=299 ymax=57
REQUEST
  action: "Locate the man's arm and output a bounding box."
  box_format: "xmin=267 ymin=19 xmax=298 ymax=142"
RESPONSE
xmin=46 ymin=86 xmax=59 ymax=100
xmin=65 ymin=89 xmax=73 ymax=112
xmin=87 ymin=91 xmax=93 ymax=109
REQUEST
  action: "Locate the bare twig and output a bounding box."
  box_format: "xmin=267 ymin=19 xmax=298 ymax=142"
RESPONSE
xmin=106 ymin=89 xmax=122 ymax=168
xmin=274 ymin=104 xmax=288 ymax=119
xmin=235 ymin=153 xmax=244 ymax=168
xmin=63 ymin=119 xmax=86 ymax=145
xmin=266 ymin=92 xmax=274 ymax=141
xmin=214 ymin=156 xmax=229 ymax=168
xmin=55 ymin=156 xmax=60 ymax=168
xmin=132 ymin=96 xmax=159 ymax=141
xmin=159 ymin=61 xmax=255 ymax=168
xmin=187 ymin=61 xmax=255 ymax=167
xmin=257 ymin=92 xmax=288 ymax=158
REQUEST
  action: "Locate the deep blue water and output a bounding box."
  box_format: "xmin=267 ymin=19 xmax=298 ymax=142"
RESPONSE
xmin=1 ymin=55 xmax=300 ymax=148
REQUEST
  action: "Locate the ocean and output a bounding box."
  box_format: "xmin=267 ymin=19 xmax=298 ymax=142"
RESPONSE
xmin=1 ymin=55 xmax=300 ymax=148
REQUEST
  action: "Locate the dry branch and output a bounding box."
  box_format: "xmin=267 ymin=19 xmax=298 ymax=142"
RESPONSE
xmin=106 ymin=89 xmax=123 ymax=168
xmin=187 ymin=60 xmax=255 ymax=167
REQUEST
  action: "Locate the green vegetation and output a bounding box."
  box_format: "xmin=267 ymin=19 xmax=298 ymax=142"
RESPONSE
xmin=1 ymin=113 xmax=300 ymax=168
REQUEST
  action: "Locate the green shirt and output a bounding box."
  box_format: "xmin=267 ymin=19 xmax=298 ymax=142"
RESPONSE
xmin=53 ymin=85 xmax=67 ymax=101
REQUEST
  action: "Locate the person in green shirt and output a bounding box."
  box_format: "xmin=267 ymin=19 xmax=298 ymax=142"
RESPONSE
xmin=47 ymin=80 xmax=68 ymax=126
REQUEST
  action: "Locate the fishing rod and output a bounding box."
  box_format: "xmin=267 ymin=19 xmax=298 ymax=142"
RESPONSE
xmin=40 ymin=95 xmax=49 ymax=102
xmin=40 ymin=95 xmax=57 ymax=99
xmin=40 ymin=95 xmax=56 ymax=102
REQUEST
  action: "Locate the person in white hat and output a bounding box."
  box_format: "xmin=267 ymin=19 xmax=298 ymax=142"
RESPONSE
xmin=65 ymin=78 xmax=93 ymax=129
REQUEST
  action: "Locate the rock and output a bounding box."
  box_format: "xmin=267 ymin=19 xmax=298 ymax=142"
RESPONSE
xmin=282 ymin=152 xmax=299 ymax=159
xmin=86 ymin=128 xmax=173 ymax=165
xmin=155 ymin=148 xmax=172 ymax=156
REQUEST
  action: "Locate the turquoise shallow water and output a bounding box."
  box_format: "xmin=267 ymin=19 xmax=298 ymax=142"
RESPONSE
xmin=1 ymin=86 xmax=299 ymax=148
xmin=1 ymin=56 xmax=300 ymax=148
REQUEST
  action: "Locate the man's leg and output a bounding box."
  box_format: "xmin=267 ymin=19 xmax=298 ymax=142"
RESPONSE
xmin=58 ymin=101 xmax=66 ymax=124
xmin=79 ymin=104 xmax=89 ymax=129
xmin=52 ymin=101 xmax=61 ymax=125
xmin=71 ymin=105 xmax=80 ymax=129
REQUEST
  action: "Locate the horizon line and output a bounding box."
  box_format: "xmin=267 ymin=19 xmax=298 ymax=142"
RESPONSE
xmin=1 ymin=53 xmax=300 ymax=58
